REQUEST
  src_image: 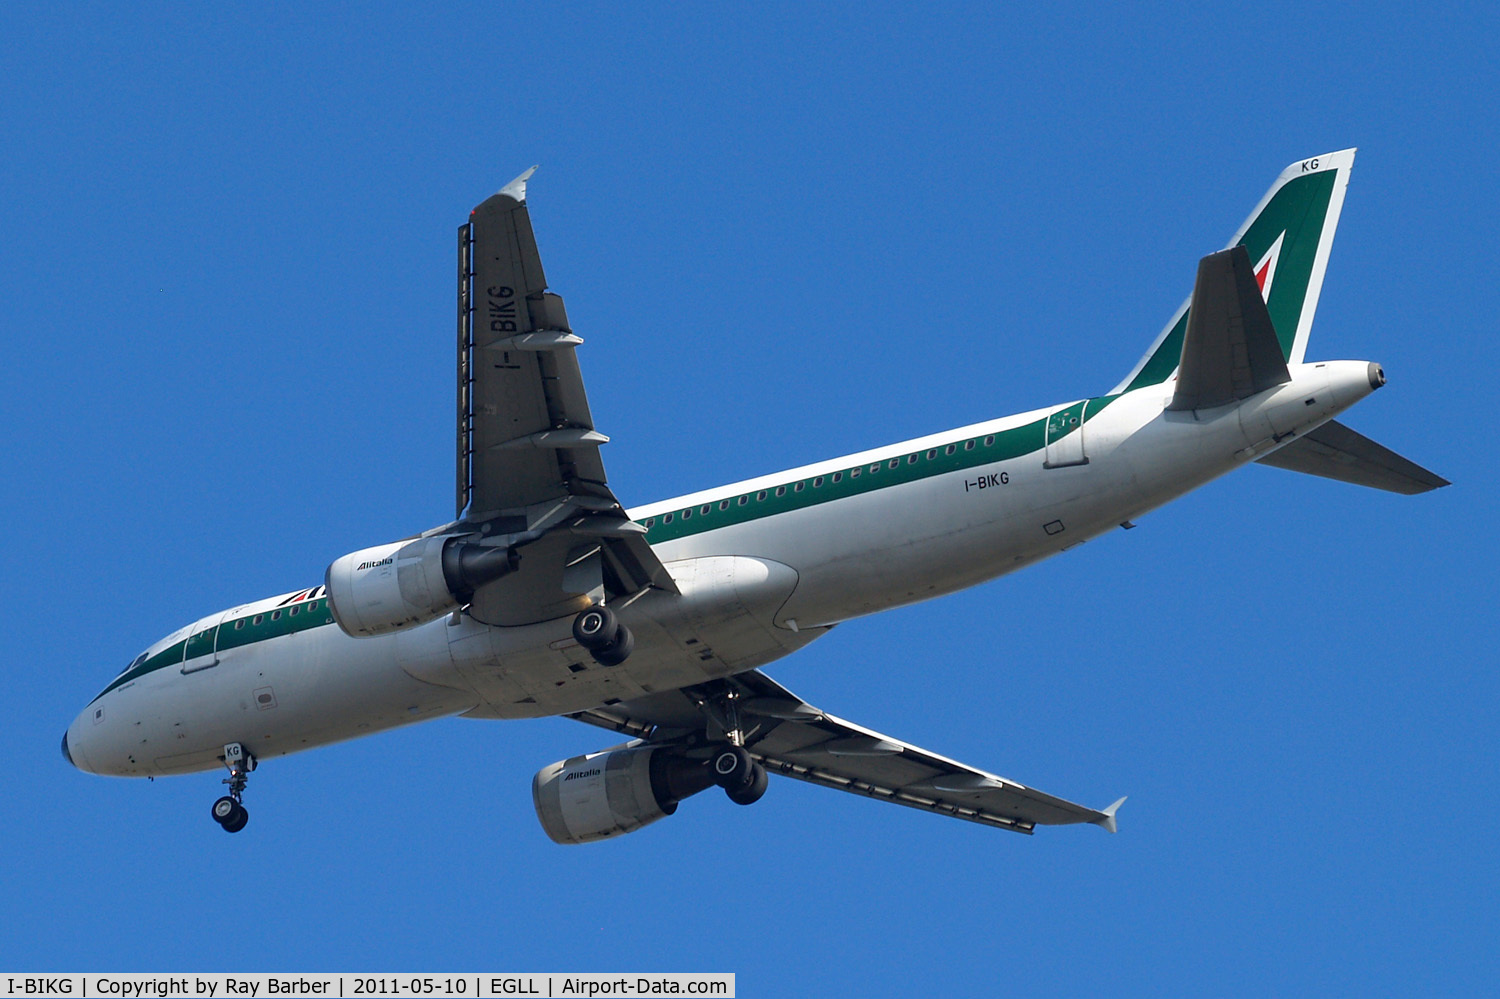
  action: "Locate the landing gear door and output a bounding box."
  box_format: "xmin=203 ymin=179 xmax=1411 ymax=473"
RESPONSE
xmin=1044 ymin=400 xmax=1090 ymax=469
xmin=181 ymin=611 xmax=228 ymax=674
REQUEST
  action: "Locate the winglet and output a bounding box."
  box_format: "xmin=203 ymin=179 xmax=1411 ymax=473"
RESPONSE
xmin=1093 ymin=796 xmax=1127 ymax=834
xmin=499 ymin=166 xmax=539 ymax=203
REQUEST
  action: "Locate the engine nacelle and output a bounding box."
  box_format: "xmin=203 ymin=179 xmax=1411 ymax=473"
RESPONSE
xmin=532 ymin=746 xmax=715 ymax=845
xmin=325 ymin=535 xmax=519 ymax=638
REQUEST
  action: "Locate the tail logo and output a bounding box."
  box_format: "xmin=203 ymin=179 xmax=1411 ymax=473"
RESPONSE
xmin=1253 ymin=231 xmax=1286 ymax=303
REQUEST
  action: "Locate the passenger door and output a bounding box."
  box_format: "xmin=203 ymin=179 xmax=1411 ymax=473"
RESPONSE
xmin=1043 ymin=400 xmax=1090 ymax=469
xmin=180 ymin=611 xmax=228 ymax=674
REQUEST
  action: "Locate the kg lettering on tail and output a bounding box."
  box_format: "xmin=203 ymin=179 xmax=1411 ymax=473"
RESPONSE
xmin=64 ymin=150 xmax=1445 ymax=843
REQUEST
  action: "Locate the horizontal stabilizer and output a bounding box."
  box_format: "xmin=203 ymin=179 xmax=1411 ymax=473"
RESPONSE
xmin=1256 ymin=420 xmax=1449 ymax=494
xmin=1168 ymin=246 xmax=1291 ymax=411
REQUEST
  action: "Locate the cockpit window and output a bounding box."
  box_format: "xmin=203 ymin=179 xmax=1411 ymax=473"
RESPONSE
xmin=120 ymin=651 xmax=147 ymax=676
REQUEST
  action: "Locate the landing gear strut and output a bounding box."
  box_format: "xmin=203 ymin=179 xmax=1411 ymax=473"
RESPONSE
xmin=211 ymin=742 xmax=255 ymax=833
xmin=700 ymin=687 xmax=767 ymax=805
xmin=573 ymin=604 xmax=634 ymax=667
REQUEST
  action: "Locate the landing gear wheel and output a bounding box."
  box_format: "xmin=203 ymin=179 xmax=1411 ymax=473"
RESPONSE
xmin=212 ymin=796 xmax=239 ymax=824
xmin=711 ymin=746 xmax=756 ymax=792
xmin=591 ymin=624 xmax=635 ymax=667
xmin=220 ymin=805 xmax=249 ymax=833
xmin=572 ymin=606 xmax=619 ymax=650
xmin=726 ymin=763 xmax=768 ymax=806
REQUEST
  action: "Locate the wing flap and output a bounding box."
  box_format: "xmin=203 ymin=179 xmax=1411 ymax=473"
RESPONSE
xmin=453 ymin=172 xmax=678 ymax=623
xmin=569 ymin=670 xmax=1120 ymax=835
xmin=750 ymin=708 xmax=1113 ymax=831
xmin=463 ymin=184 xmax=589 ymax=519
xmin=1256 ymin=419 xmax=1450 ymax=494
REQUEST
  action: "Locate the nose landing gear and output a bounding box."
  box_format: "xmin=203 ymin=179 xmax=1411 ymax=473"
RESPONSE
xmin=572 ymin=604 xmax=635 ymax=666
xmin=211 ymin=742 xmax=256 ymax=833
xmin=212 ymin=795 xmax=248 ymax=832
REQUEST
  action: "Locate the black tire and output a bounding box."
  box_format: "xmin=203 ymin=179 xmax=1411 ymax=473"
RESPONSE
xmin=591 ymin=624 xmax=635 ymax=666
xmin=711 ymin=746 xmax=755 ymax=791
xmin=211 ymin=796 xmax=238 ymax=824
xmin=221 ymin=805 xmax=249 ymax=833
xmin=572 ymin=606 xmax=619 ymax=650
xmin=726 ymin=763 xmax=768 ymax=806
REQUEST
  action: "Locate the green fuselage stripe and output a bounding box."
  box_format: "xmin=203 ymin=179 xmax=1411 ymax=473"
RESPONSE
xmin=95 ymin=395 xmax=1120 ymax=701
xmin=641 ymin=396 xmax=1117 ymax=544
xmin=93 ymin=599 xmax=337 ymax=702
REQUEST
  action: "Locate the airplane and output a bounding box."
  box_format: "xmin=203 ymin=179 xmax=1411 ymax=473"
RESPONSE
xmin=64 ymin=149 xmax=1447 ymax=842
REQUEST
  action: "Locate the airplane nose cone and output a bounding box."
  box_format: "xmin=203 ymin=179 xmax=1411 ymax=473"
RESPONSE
xmin=62 ymin=715 xmax=96 ymax=773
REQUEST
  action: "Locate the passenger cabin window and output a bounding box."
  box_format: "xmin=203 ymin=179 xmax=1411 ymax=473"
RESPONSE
xmin=775 ymin=486 xmax=786 ymax=497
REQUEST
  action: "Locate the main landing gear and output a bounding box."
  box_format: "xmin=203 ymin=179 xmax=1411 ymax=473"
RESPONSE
xmin=711 ymin=745 xmax=768 ymax=806
xmin=211 ymin=742 xmax=255 ymax=833
xmin=698 ymin=685 xmax=767 ymax=806
xmin=572 ymin=604 xmax=634 ymax=666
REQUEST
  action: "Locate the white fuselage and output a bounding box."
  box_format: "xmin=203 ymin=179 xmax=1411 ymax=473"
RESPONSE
xmin=64 ymin=361 xmax=1378 ymax=778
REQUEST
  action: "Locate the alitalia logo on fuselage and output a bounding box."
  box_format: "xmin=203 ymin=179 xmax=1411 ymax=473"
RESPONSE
xmin=564 ymin=768 xmax=601 ymax=781
xmin=356 ymin=557 xmax=394 ymax=571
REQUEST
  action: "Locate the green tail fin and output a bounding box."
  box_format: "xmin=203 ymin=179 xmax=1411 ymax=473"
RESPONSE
xmin=1112 ymin=149 xmax=1356 ymax=395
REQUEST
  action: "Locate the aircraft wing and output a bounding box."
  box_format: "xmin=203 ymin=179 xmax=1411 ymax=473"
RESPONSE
xmin=455 ymin=170 xmax=676 ymax=625
xmin=569 ymin=670 xmax=1124 ymax=835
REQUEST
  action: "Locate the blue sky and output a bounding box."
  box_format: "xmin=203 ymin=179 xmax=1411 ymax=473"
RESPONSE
xmin=4 ymin=3 xmax=1496 ymax=992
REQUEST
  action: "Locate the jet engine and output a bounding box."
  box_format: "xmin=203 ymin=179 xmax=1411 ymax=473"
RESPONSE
xmin=325 ymin=535 xmax=519 ymax=638
xmin=532 ymin=743 xmax=769 ymax=844
xmin=532 ymin=746 xmax=719 ymax=845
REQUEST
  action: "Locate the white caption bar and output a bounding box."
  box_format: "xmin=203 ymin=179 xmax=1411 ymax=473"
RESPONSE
xmin=1 ymin=977 xmax=733 ymax=999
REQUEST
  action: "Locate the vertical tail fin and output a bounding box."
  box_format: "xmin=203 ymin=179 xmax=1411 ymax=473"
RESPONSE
xmin=1111 ymin=149 xmax=1356 ymax=395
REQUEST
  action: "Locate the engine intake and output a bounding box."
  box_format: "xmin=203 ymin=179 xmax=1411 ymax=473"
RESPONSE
xmin=532 ymin=746 xmax=715 ymax=845
xmin=325 ymin=535 xmax=519 ymax=638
